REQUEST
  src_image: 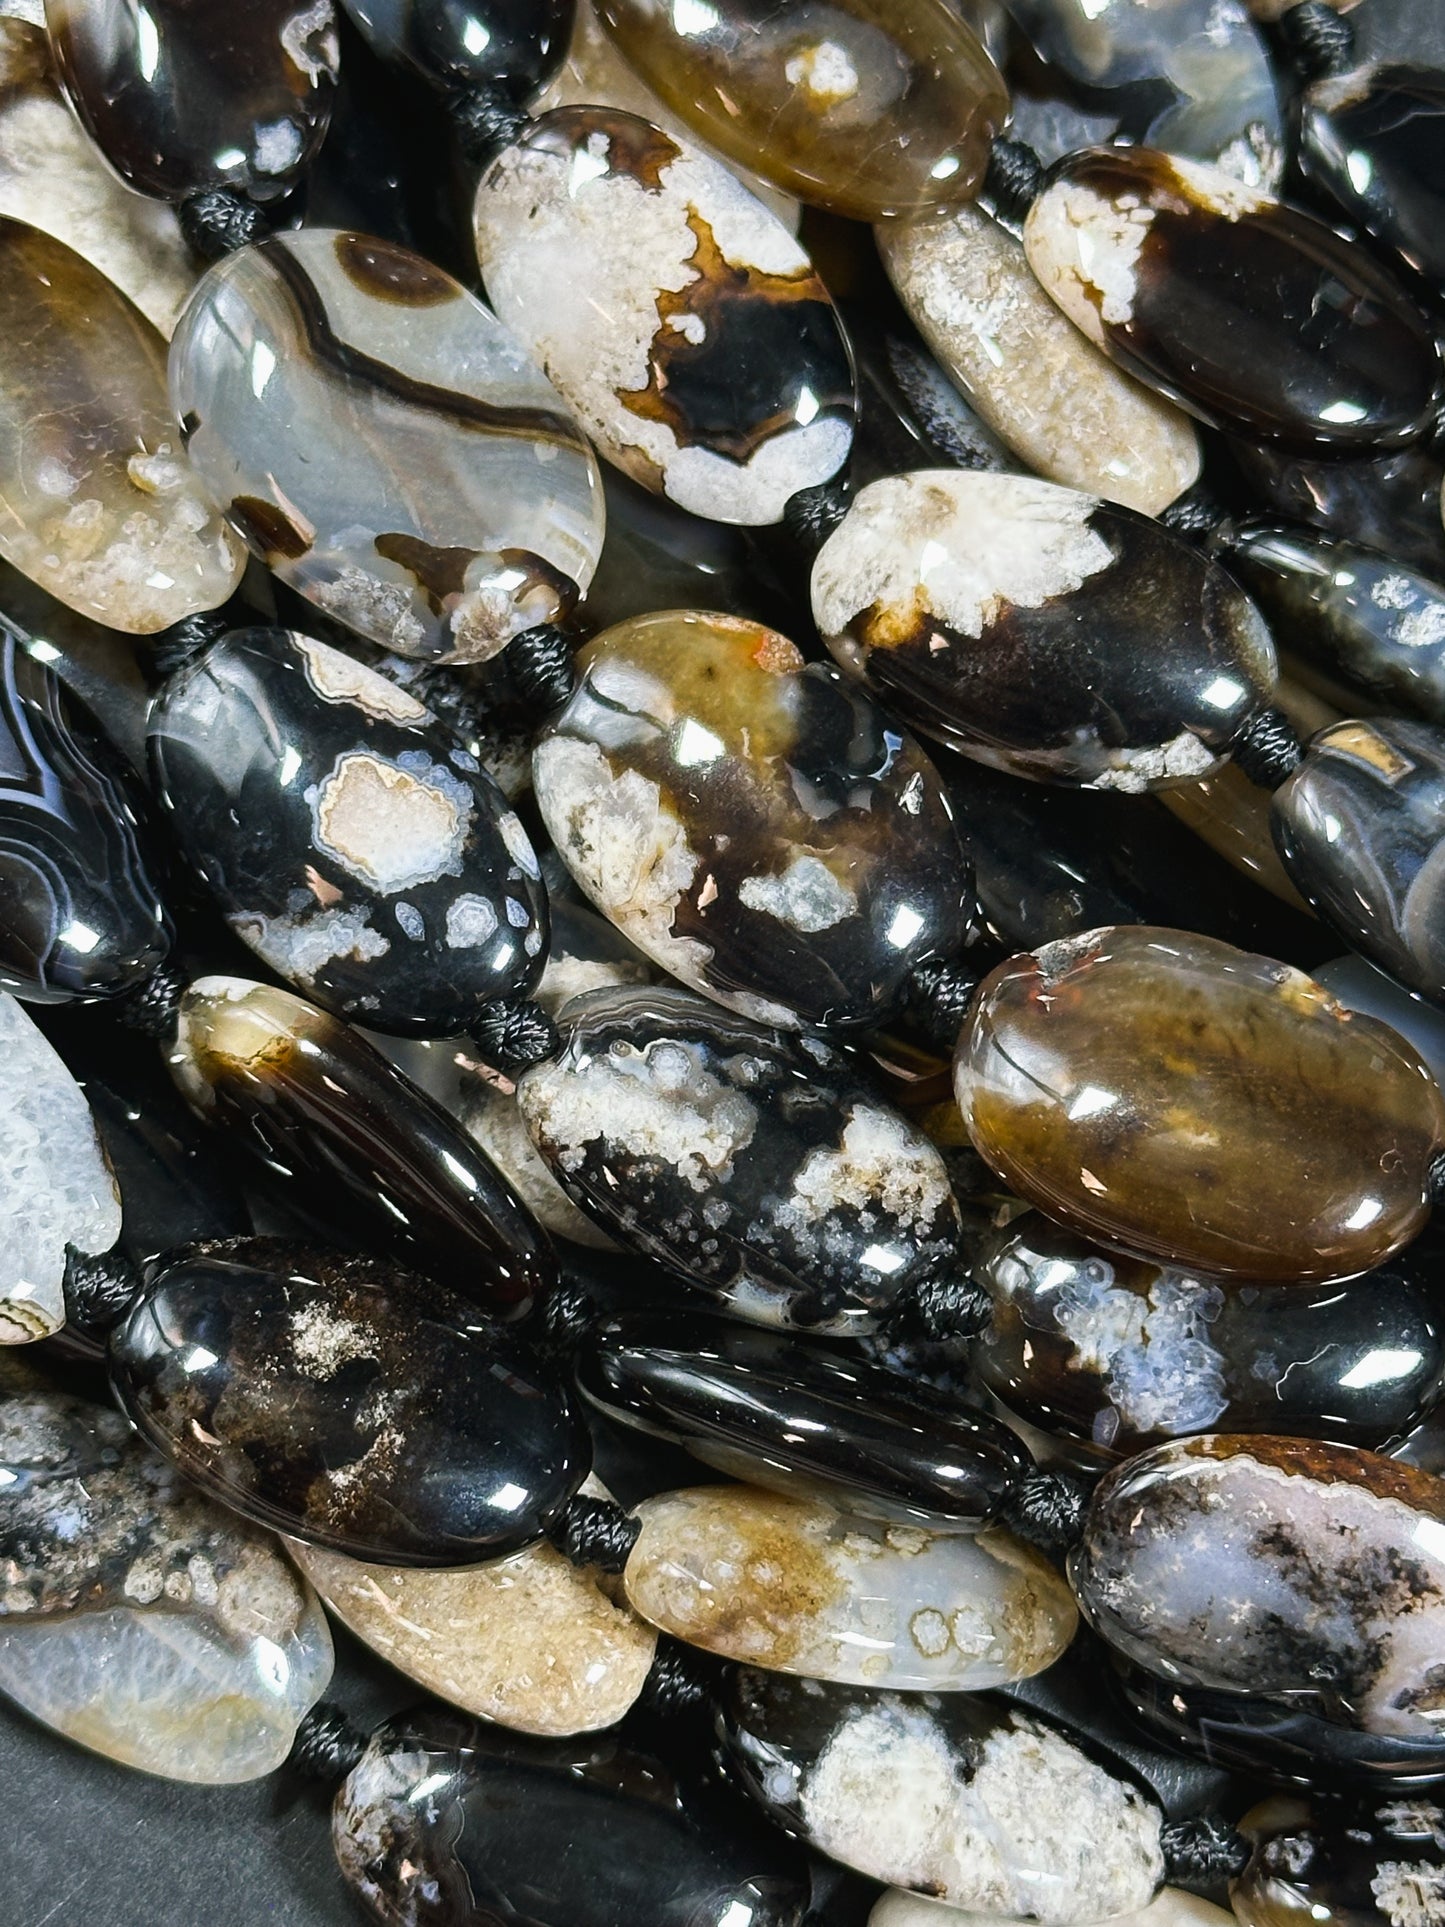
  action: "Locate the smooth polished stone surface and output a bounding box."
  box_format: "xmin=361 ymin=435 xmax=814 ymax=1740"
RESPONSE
xmin=334 ymin=1705 xmax=811 ymax=1927
xmin=341 ymin=0 xmax=572 ymax=94
xmin=517 ymin=985 xmax=962 ymax=1334
xmin=1299 ymin=65 xmax=1445 ymax=285
xmin=1024 ymin=148 xmax=1444 ymax=453
xmin=0 ymin=1389 xmax=333 ymax=1781
xmin=1112 ymin=1654 xmax=1445 ymax=1789
xmin=0 ymin=627 xmax=171 ymax=1002
xmin=973 ymin=1213 xmax=1445 ymax=1459
xmin=0 ymin=19 xmax=193 ymax=334
xmin=169 ymin=975 xmax=554 ymax=1314
xmin=1274 ymin=719 xmax=1445 ymax=1006
xmin=957 ymin=927 xmax=1445 ymax=1280
xmin=111 ymin=1240 xmax=588 ymax=1565
xmin=287 ymin=1524 xmax=656 ymax=1735
xmin=1004 ymin=0 xmax=1281 ymax=184
xmin=878 ymin=208 xmax=1199 ymax=514
xmin=1074 ymin=1435 xmax=1445 ymax=1739
xmin=625 ymin=1486 xmax=1075 ymax=1687
xmin=719 ymin=1671 xmax=1164 ymax=1921
xmin=1317 ymin=954 xmax=1445 ymax=1090
xmin=474 ymin=107 xmax=857 ymax=526
xmin=149 ymin=627 xmax=547 ymax=1035
xmin=0 ymin=220 xmax=241 ymax=632
xmin=532 ymin=611 xmax=972 ymax=1028
xmin=1160 ymin=758 xmax=1316 ymax=911
xmin=45 ymin=0 xmax=339 ymax=202
xmin=812 ymin=472 xmax=1274 ymax=790
xmin=871 ymin=1884 xmax=1234 ymax=1927
xmin=578 ymin=1310 xmax=1029 ymax=1526
xmin=1222 ymin=522 xmax=1445 ymax=725
xmin=1229 ymin=435 xmax=1445 ymax=583
xmin=171 ymin=229 xmax=603 ymax=663
xmin=593 ymin=0 xmax=1007 ymax=221
xmin=1235 ymin=1795 xmax=1445 ymax=1927
xmin=0 ymin=990 xmax=119 ymax=1342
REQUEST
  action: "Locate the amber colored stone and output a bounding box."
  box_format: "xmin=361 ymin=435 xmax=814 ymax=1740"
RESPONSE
xmin=593 ymin=0 xmax=1007 ymax=221
xmin=0 ymin=218 xmax=241 ymax=631
xmin=956 ymin=927 xmax=1445 ymax=1281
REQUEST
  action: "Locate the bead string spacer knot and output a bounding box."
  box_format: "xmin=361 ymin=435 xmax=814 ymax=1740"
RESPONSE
xmin=179 ymin=186 xmax=272 ymax=262
xmin=470 ymin=997 xmax=560 ymax=1077
xmin=996 ymin=1466 xmax=1095 ymax=1556
xmin=901 ymin=956 xmax=983 ymax=1056
xmin=982 ymin=137 xmax=1048 ymax=228
xmin=547 ymin=1490 xmax=641 ymax=1575
xmin=1230 ymin=707 xmax=1304 ymax=790
xmin=501 ymin=622 xmax=578 ymax=716
xmin=62 ymin=1244 xmax=144 ymax=1335
xmin=449 ymin=81 xmax=532 ymax=169
xmin=1276 ymin=1 xmax=1357 ymax=81
xmin=287 ymin=1702 xmax=369 ymax=1784
xmin=111 ymin=959 xmax=187 ymax=1044
xmin=1161 ymin=1813 xmax=1252 ymax=1885
xmin=639 ymin=1636 xmax=721 ymax=1719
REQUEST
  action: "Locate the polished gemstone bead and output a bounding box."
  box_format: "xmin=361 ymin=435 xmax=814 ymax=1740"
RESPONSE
xmin=0 ymin=220 xmax=242 ymax=631
xmin=577 ymin=1310 xmax=1030 ymax=1526
xmin=1073 ymin=1435 xmax=1445 ymax=1740
xmin=592 ymin=0 xmax=1007 ymax=222
xmin=516 ymin=985 xmax=963 ymax=1334
xmin=1228 ymin=434 xmax=1445 ymax=582
xmin=44 ymin=0 xmax=339 ymax=202
xmin=111 ymin=1239 xmax=589 ymax=1564
xmin=332 ymin=1705 xmax=811 ymax=1927
xmin=1024 ymin=148 xmax=1444 ymax=452
xmin=719 ymin=1670 xmax=1165 ymax=1921
xmin=1004 ymin=0 xmax=1282 ymax=184
xmin=149 ymin=627 xmax=546 ymax=1035
xmin=1235 ymin=1795 xmax=1445 ymax=1927
xmin=473 ymin=107 xmax=857 ymax=526
xmin=1112 ymin=1653 xmax=1445 ymax=1789
xmin=1222 ymin=522 xmax=1445 ymax=725
xmin=1298 ymin=65 xmax=1445 ymax=285
xmin=957 ymin=927 xmax=1445 ymax=1280
xmin=168 ymin=975 xmax=554 ymax=1313
xmin=340 ymin=0 xmax=572 ymax=96
xmin=0 ymin=20 xmax=193 ymax=334
xmin=624 ymin=1485 xmax=1075 ymax=1688
xmin=973 ymin=1213 xmax=1445 ymax=1459
xmin=0 ymin=627 xmax=172 ymax=1003
xmin=0 ymin=1387 xmax=334 ymax=1782
xmin=531 ymin=612 xmax=972 ymax=1028
xmin=287 ymin=1516 xmax=657 ymax=1735
xmin=811 ymin=472 xmax=1275 ymax=790
xmin=1317 ymin=953 xmax=1445 ymax=1090
xmin=877 ymin=208 xmax=1200 ymax=515
xmin=1273 ymin=719 xmax=1445 ymax=1005
xmin=871 ymin=1886 xmax=1234 ymax=1927
xmin=169 ymin=228 xmax=604 ymax=662
xmin=0 ymin=990 xmax=119 ymax=1342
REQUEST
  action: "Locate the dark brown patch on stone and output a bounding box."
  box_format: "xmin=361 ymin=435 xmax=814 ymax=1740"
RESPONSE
xmin=586 ymin=106 xmax=683 ymax=191
xmin=230 ymin=494 xmax=312 ymax=561
xmin=1188 ymin=1434 xmax=1445 ymax=1514
xmin=333 ymin=234 xmax=458 ymax=307
xmin=374 ymin=532 xmax=479 ymax=611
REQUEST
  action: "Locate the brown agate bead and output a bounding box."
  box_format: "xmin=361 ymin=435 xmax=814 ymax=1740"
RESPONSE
xmin=592 ymin=0 xmax=1007 ymax=222
xmin=955 ymin=927 xmax=1445 ymax=1281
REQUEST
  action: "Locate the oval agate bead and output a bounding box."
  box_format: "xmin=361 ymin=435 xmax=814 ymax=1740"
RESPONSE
xmin=1273 ymin=718 xmax=1445 ymax=1007
xmin=1234 ymin=1794 xmax=1445 ymax=1927
xmin=516 ymin=984 xmax=963 ymax=1335
xmin=811 ymin=472 xmax=1275 ymax=790
xmin=473 ymin=106 xmax=858 ymax=526
xmin=0 ymin=628 xmax=172 ymax=1003
xmin=719 ymin=1670 xmax=1165 ymax=1921
xmin=956 ymin=927 xmax=1445 ymax=1281
xmin=333 ymin=1705 xmax=811 ymax=1927
xmin=169 ymin=228 xmax=604 ymax=662
xmin=110 ymin=1239 xmax=589 ymax=1565
xmin=1297 ymin=64 xmax=1445 ymax=287
xmin=623 ymin=1485 xmax=1076 ymax=1689
xmin=0 ymin=990 xmax=120 ymax=1342
xmin=973 ymin=1214 xmax=1445 ymax=1459
xmin=169 ymin=975 xmax=554 ymax=1313
xmin=877 ymin=208 xmax=1201 ymax=516
xmin=1024 ymin=148 xmax=1443 ymax=452
xmin=149 ymin=626 xmax=547 ymax=1034
xmin=577 ymin=1309 xmax=1030 ymax=1526
xmin=44 ymin=0 xmax=339 ymax=203
xmin=341 ymin=0 xmax=573 ymax=97
xmin=592 ymin=0 xmax=1008 ymax=222
xmin=872 ymin=1889 xmax=1234 ymax=1927
xmin=0 ymin=219 xmax=243 ymax=631
xmin=0 ymin=1387 xmax=334 ymax=1783
xmin=532 ymin=611 xmax=971 ymax=1027
xmin=1072 ymin=1435 xmax=1445 ymax=1741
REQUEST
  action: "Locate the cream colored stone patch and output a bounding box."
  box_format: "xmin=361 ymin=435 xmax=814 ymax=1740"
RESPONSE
xmin=785 ymin=41 xmax=860 ymax=104
xmin=312 ymin=751 xmax=471 ymax=894
xmin=309 ymin=565 xmax=428 ymax=656
xmin=1024 ymin=182 xmax=1156 ymax=347
xmin=778 ymin=1102 xmax=952 ymax=1237
xmin=1090 ymin=729 xmax=1219 ymax=793
xmin=294 ymin=634 xmax=431 ymax=724
xmin=1166 ymin=152 xmax=1275 ymax=220
xmin=738 ymin=853 xmax=857 ymax=933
